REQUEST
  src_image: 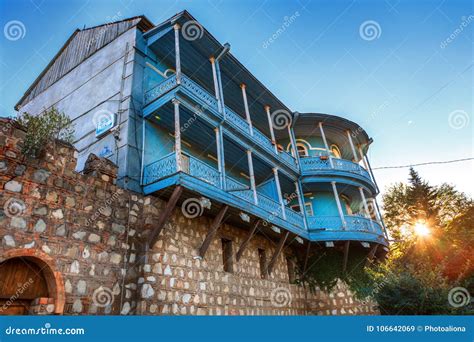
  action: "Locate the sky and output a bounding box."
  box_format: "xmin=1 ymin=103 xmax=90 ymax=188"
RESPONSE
xmin=0 ymin=0 xmax=473 ymax=197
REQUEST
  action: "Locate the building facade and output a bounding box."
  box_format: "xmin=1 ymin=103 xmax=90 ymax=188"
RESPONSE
xmin=1 ymin=11 xmax=388 ymax=315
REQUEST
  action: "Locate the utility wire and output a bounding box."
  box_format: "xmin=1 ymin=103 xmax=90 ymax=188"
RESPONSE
xmin=372 ymin=157 xmax=474 ymax=170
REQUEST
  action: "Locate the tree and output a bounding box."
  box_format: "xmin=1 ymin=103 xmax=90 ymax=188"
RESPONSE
xmin=378 ymin=168 xmax=473 ymax=315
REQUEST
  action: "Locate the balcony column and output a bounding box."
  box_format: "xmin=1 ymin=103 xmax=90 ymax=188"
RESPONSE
xmin=318 ymin=122 xmax=334 ymax=168
xmin=371 ymin=198 xmax=383 ymax=225
xmin=288 ymin=125 xmax=299 ymax=167
xmin=273 ymin=168 xmax=286 ymax=219
xmin=215 ymin=126 xmax=226 ymax=190
xmin=173 ymin=24 xmax=181 ymax=84
xmin=358 ymin=145 xmax=370 ymax=169
xmin=209 ymin=57 xmax=222 ymax=113
xmin=173 ymin=99 xmax=182 ymax=171
xmin=331 ymin=181 xmax=346 ymax=229
xmin=247 ymin=150 xmax=258 ymax=205
xmin=240 ymin=84 xmax=253 ymax=135
xmin=359 ymin=187 xmax=375 ymax=231
xmin=215 ymin=60 xmax=226 ymax=120
xmin=346 ymin=130 xmax=359 ymax=162
xmin=265 ymin=105 xmax=279 ymax=154
xmin=294 ymin=181 xmax=308 ymax=229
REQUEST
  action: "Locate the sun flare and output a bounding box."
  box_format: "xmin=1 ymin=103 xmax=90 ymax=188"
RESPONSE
xmin=414 ymin=222 xmax=430 ymax=237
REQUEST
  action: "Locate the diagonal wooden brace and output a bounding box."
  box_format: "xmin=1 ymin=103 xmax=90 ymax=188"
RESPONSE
xmin=236 ymin=219 xmax=260 ymax=261
xmin=198 ymin=205 xmax=229 ymax=258
xmin=265 ymin=230 xmax=290 ymax=275
xmin=148 ymin=186 xmax=183 ymax=248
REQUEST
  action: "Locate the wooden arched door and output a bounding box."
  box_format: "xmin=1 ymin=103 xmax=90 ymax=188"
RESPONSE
xmin=0 ymin=257 xmax=49 ymax=315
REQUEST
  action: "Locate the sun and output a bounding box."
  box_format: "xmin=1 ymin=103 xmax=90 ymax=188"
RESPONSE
xmin=414 ymin=222 xmax=430 ymax=237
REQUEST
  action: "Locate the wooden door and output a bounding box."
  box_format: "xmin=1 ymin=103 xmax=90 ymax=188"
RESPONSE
xmin=0 ymin=258 xmax=49 ymax=315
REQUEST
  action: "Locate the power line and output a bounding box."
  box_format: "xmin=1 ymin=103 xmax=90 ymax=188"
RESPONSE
xmin=372 ymin=157 xmax=474 ymax=170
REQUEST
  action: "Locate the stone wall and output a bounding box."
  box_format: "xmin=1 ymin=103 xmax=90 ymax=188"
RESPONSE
xmin=0 ymin=119 xmax=377 ymax=315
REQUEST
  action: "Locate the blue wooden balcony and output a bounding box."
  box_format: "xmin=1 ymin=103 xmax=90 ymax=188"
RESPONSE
xmin=143 ymin=74 xmax=298 ymax=173
xmin=300 ymin=156 xmax=376 ymax=193
xmin=307 ymin=215 xmax=387 ymax=245
xmin=143 ymin=152 xmax=307 ymax=236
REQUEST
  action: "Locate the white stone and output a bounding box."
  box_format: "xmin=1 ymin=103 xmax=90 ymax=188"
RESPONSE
xmin=121 ymin=302 xmax=131 ymax=315
xmin=65 ymin=280 xmax=72 ymax=293
xmin=82 ymin=247 xmax=90 ymax=259
xmin=72 ymin=299 xmax=83 ymax=313
xmin=52 ymin=209 xmax=64 ymax=219
xmin=88 ymin=233 xmax=100 ymax=243
xmin=182 ymin=294 xmax=192 ymax=304
xmin=41 ymin=245 xmax=51 ymax=254
xmin=110 ymin=253 xmax=121 ymax=264
xmin=5 ymin=180 xmax=22 ymax=192
xmin=141 ymin=284 xmax=154 ymax=299
xmin=77 ymin=280 xmax=87 ymax=294
xmin=164 ymin=265 xmax=172 ymax=276
xmin=3 ymin=235 xmax=15 ymax=247
xmin=70 ymin=260 xmax=80 ymax=273
xmin=34 ymin=219 xmax=47 ymax=233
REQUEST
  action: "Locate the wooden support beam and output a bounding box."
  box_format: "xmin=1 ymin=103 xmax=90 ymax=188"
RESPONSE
xmin=303 ymin=241 xmax=311 ymax=274
xmin=342 ymin=241 xmax=350 ymax=273
xmin=367 ymin=244 xmax=378 ymax=262
xmin=198 ymin=205 xmax=229 ymax=258
xmin=236 ymin=219 xmax=260 ymax=261
xmin=265 ymin=231 xmax=290 ymax=275
xmin=148 ymin=186 xmax=183 ymax=248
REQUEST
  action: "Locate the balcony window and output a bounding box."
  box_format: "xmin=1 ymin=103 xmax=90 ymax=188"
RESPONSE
xmin=291 ymin=202 xmax=313 ymax=216
xmin=296 ymin=143 xmax=309 ymax=158
xmin=221 ymin=239 xmax=234 ymax=273
xmin=340 ymin=194 xmax=353 ymax=215
xmin=331 ymin=144 xmax=341 ymax=158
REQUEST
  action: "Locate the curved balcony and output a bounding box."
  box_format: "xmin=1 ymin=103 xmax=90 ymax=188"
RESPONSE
xmin=300 ymin=156 xmax=376 ymax=192
xmin=307 ymin=215 xmax=387 ymax=245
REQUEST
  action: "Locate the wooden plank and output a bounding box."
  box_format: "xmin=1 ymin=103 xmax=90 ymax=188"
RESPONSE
xmin=198 ymin=205 xmax=229 ymax=258
xmin=367 ymin=244 xmax=378 ymax=262
xmin=236 ymin=219 xmax=260 ymax=261
xmin=148 ymin=186 xmax=183 ymax=248
xmin=342 ymin=241 xmax=350 ymax=273
xmin=302 ymin=241 xmax=311 ymax=274
xmin=265 ymin=231 xmax=290 ymax=275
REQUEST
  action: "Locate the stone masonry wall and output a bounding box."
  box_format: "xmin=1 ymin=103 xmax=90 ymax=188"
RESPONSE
xmin=0 ymin=118 xmax=377 ymax=315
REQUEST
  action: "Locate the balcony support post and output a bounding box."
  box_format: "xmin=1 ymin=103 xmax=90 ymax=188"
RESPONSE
xmin=265 ymin=105 xmax=279 ymax=153
xmin=331 ymin=181 xmax=346 ymax=229
xmin=359 ymin=187 xmax=375 ymax=231
xmin=343 ymin=241 xmax=350 ymax=273
xmin=173 ymin=99 xmax=182 ymax=171
xmin=295 ymin=181 xmax=308 ymax=229
xmin=209 ymin=57 xmax=222 ymax=113
xmin=265 ymin=231 xmax=290 ymax=275
xmin=318 ymin=122 xmax=334 ymax=168
xmin=273 ymin=168 xmax=286 ymax=219
xmin=199 ymin=205 xmax=229 ymax=258
xmin=240 ymin=84 xmax=253 ymax=135
xmin=247 ymin=150 xmax=258 ymax=204
xmin=364 ymin=153 xmax=380 ymax=193
xmin=173 ymin=24 xmax=181 ymax=84
xmin=236 ymin=219 xmax=260 ymax=261
xmin=215 ymin=126 xmax=226 ymax=190
xmin=140 ymin=118 xmax=146 ymax=185
xmin=346 ymin=130 xmax=359 ymax=162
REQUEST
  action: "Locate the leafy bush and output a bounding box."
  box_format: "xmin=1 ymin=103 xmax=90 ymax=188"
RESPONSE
xmin=15 ymin=108 xmax=74 ymax=158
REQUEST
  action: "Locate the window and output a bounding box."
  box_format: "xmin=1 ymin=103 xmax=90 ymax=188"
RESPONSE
xmin=296 ymin=143 xmax=309 ymax=157
xmin=331 ymin=144 xmax=341 ymax=158
xmin=340 ymin=195 xmax=352 ymax=215
xmin=221 ymin=239 xmax=233 ymax=273
xmin=286 ymin=257 xmax=296 ymax=283
xmin=292 ymin=203 xmax=314 ymax=216
xmin=258 ymin=248 xmax=267 ymax=279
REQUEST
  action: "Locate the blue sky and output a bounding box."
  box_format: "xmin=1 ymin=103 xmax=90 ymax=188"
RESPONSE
xmin=1 ymin=0 xmax=472 ymax=196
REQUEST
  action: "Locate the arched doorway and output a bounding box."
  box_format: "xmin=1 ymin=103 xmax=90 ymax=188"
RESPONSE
xmin=0 ymin=249 xmax=65 ymax=315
